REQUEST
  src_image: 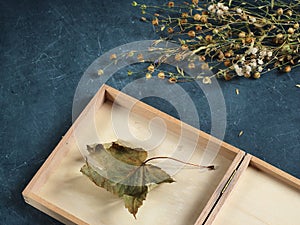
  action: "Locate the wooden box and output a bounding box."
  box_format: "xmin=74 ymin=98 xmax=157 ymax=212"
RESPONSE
xmin=23 ymin=85 xmax=300 ymax=225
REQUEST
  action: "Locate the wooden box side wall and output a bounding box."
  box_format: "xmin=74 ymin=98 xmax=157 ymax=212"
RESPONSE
xmin=22 ymin=86 xmax=107 ymax=224
xmin=24 ymin=193 xmax=89 ymax=225
xmin=250 ymin=156 xmax=300 ymax=190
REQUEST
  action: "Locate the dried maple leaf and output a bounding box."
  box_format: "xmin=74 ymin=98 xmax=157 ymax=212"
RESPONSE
xmin=80 ymin=141 xmax=174 ymax=218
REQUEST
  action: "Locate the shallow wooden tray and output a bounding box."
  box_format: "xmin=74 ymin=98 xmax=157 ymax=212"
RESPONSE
xmin=22 ymin=85 xmax=300 ymax=225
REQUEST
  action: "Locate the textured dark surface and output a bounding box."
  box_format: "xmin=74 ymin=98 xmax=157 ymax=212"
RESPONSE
xmin=0 ymin=0 xmax=299 ymax=224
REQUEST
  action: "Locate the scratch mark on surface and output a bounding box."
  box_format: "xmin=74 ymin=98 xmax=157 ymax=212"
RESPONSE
xmin=49 ymin=4 xmax=73 ymax=36
xmin=14 ymin=16 xmax=22 ymax=28
xmin=33 ymin=52 xmax=62 ymax=64
xmin=271 ymin=86 xmax=284 ymax=99
xmin=58 ymin=22 xmax=63 ymax=36
xmin=287 ymin=73 xmax=296 ymax=83
xmin=275 ymin=130 xmax=298 ymax=137
xmin=49 ymin=73 xmax=67 ymax=81
xmin=97 ymin=34 xmax=103 ymax=55
xmin=31 ymin=112 xmax=42 ymax=139
xmin=32 ymin=38 xmax=61 ymax=64
xmin=49 ymin=3 xmax=84 ymax=37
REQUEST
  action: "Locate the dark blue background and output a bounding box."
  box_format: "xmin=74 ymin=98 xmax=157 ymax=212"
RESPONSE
xmin=1 ymin=0 xmax=299 ymax=224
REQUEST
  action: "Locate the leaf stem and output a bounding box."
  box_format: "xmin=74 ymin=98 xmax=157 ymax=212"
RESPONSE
xmin=143 ymin=156 xmax=215 ymax=170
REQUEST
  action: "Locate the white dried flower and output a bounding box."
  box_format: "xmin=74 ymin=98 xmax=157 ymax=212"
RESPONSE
xmin=217 ymin=9 xmax=224 ymax=16
xmin=250 ymin=59 xmax=257 ymax=67
xmin=217 ymin=2 xmax=224 ymax=8
xmin=245 ymin=65 xmax=252 ymax=73
xmin=260 ymin=50 xmax=267 ymax=57
xmin=252 ymin=47 xmax=258 ymax=55
xmin=223 ymin=6 xmax=229 ymax=11
xmin=208 ymin=5 xmax=215 ymax=12
xmin=209 ymin=3 xmax=229 ymax=16
xmin=234 ymin=64 xmax=243 ymax=76
xmin=247 ymin=47 xmax=258 ymax=55
xmin=257 ymin=59 xmax=264 ymax=65
xmin=236 ymin=8 xmax=242 ymax=14
xmin=258 ymin=66 xmax=263 ymax=72
xmin=267 ymin=51 xmax=273 ymax=57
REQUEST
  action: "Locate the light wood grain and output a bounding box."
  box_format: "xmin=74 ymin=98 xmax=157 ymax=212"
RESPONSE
xmin=211 ymin=155 xmax=300 ymax=225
